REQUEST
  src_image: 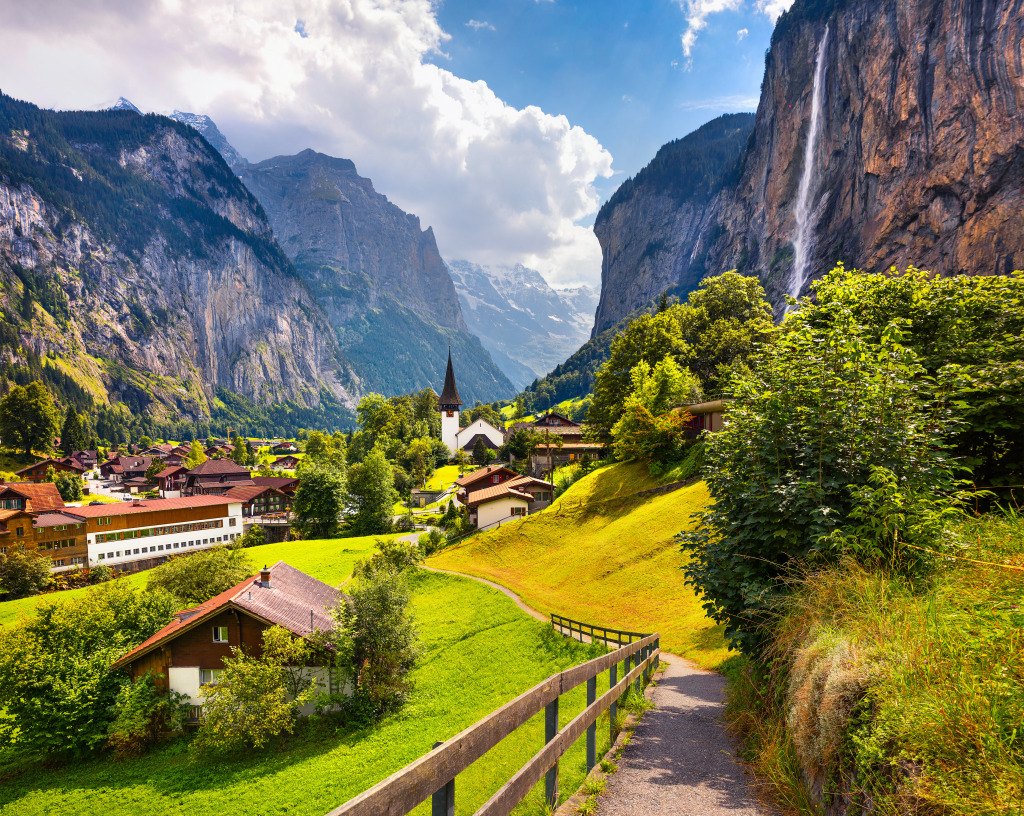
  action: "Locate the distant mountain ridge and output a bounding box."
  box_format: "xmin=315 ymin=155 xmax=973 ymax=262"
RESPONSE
xmin=447 ymin=260 xmax=597 ymax=390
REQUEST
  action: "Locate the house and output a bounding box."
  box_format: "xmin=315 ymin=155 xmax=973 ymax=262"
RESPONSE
xmin=453 ymin=417 xmax=505 ymax=454
xmin=510 ymin=413 xmax=606 ymax=478
xmin=15 ymin=457 xmax=87 ymax=483
xmin=223 ymin=483 xmax=293 ymax=518
xmin=123 ymin=477 xmax=151 ymax=495
xmin=142 ymin=444 xmax=175 ymax=459
xmin=272 ymin=455 xmax=301 ymax=470
xmin=204 ymin=444 xmax=234 ymax=459
xmin=0 ymin=508 xmax=37 ymax=557
xmin=252 ymin=475 xmax=300 ymax=497
xmin=438 ymin=350 xmax=464 ymax=455
xmin=109 ymin=562 xmax=345 ymax=712
xmin=454 ymin=465 xmax=520 ymax=503
xmin=119 ymin=456 xmax=155 ymax=483
xmin=410 ymin=488 xmax=445 ymax=508
xmin=62 ymin=495 xmax=244 ymax=572
xmin=0 ymin=484 xmax=85 ymax=571
xmin=679 ymin=399 xmax=730 ymax=435
xmin=183 ymin=459 xmax=252 ymax=497
xmin=69 ymin=450 xmax=100 ymax=470
xmin=30 ymin=511 xmax=89 ymax=571
xmin=463 ymin=475 xmax=555 ymax=531
xmin=273 ymin=441 xmax=299 ymax=454
xmin=156 ymin=465 xmax=188 ymax=499
xmin=0 ymin=482 xmax=66 ymax=513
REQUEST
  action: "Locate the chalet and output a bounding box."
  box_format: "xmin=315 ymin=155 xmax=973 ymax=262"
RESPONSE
xmin=31 ymin=512 xmax=89 ymax=571
xmin=69 ymin=450 xmax=100 ymax=470
xmin=183 ymin=459 xmax=251 ymax=497
xmin=273 ymin=441 xmax=299 ymax=454
xmin=142 ymin=444 xmax=175 ymax=459
xmin=511 ymin=413 xmax=606 ymax=478
xmin=252 ymin=476 xmax=300 ymax=497
xmin=273 ymin=455 xmax=301 ymax=470
xmin=223 ymin=483 xmax=292 ymax=518
xmin=110 ymin=562 xmax=346 ymax=712
xmin=120 ymin=456 xmax=155 ymax=483
xmin=63 ymin=495 xmax=244 ymax=572
xmin=679 ymin=399 xmax=730 ymax=435
xmin=204 ymin=444 xmax=234 ymax=459
xmin=171 ymin=445 xmax=192 ymax=457
xmin=156 ymin=465 xmax=188 ymax=499
xmin=0 ymin=508 xmax=36 ymax=557
xmin=15 ymin=456 xmax=86 ymax=483
xmin=123 ymin=477 xmax=151 ymax=495
xmin=0 ymin=482 xmax=65 ymax=513
xmin=454 ymin=465 xmax=520 ymax=503
xmin=0 ymin=484 xmax=85 ymax=571
xmin=463 ymin=475 xmax=555 ymax=531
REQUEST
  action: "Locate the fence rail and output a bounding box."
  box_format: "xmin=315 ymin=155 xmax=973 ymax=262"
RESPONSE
xmin=550 ymin=613 xmax=650 ymax=647
xmin=324 ymin=621 xmax=660 ymax=816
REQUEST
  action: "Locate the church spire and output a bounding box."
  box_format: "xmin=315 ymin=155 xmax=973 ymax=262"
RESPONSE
xmin=439 ymin=347 xmax=463 ymax=407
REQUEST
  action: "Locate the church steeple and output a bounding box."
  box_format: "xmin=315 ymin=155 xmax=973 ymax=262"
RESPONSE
xmin=439 ymin=347 xmax=462 ymax=408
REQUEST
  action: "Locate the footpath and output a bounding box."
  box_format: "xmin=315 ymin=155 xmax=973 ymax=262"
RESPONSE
xmin=421 ymin=565 xmax=775 ymax=816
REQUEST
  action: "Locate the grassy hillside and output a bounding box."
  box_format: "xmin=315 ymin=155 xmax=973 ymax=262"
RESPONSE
xmin=0 ymin=547 xmax=615 ymax=815
xmin=430 ymin=462 xmax=728 ymax=668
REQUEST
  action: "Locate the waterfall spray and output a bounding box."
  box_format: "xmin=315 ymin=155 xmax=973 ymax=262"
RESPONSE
xmin=788 ymin=24 xmax=830 ymax=307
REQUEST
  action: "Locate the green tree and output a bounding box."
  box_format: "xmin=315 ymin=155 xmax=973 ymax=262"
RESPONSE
xmin=46 ymin=465 xmax=83 ymax=502
xmin=348 ymin=447 xmax=398 ymax=536
xmin=193 ymin=626 xmax=320 ymax=753
xmin=679 ymin=306 xmax=962 ymax=653
xmin=184 ymin=439 xmax=206 ymax=470
xmin=144 ymin=458 xmax=165 ymax=483
xmin=356 ymin=394 xmax=397 ymax=448
xmin=231 ymin=435 xmax=249 ymax=467
xmin=0 ymin=381 xmax=60 ymax=456
xmin=0 ymin=548 xmax=52 ymax=598
xmin=146 ymin=547 xmax=253 ymax=607
xmin=107 ymin=672 xmax=189 ymax=758
xmin=60 ymin=405 xmax=86 ymax=456
xmin=139 ymin=435 xmax=153 ymax=450
xmin=472 ymin=436 xmax=489 ymax=465
xmin=0 ymin=582 xmax=177 ymax=756
xmin=401 ymin=437 xmax=434 ymax=487
xmin=293 ymin=462 xmax=347 ymax=539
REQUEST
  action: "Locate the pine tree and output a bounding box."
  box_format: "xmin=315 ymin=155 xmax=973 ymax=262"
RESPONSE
xmin=60 ymin=406 xmax=86 ymax=456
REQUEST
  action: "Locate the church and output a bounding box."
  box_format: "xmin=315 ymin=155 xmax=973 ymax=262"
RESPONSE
xmin=439 ymin=350 xmax=505 ymax=456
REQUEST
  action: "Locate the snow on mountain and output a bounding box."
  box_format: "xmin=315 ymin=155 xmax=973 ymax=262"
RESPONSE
xmin=169 ymin=111 xmax=248 ymax=170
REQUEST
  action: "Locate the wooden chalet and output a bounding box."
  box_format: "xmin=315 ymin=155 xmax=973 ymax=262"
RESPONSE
xmin=110 ymin=562 xmax=346 ymax=711
xmin=272 ymin=455 xmax=301 ymax=470
xmin=183 ymin=459 xmax=252 ymax=497
xmin=454 ymin=465 xmax=520 ymax=503
xmin=223 ymin=483 xmax=293 ymax=517
xmin=463 ymin=475 xmax=555 ymax=531
xmin=510 ymin=412 xmax=606 ymax=478
xmin=252 ymin=476 xmax=300 ymax=497
xmin=15 ymin=456 xmax=87 ymax=483
xmin=273 ymin=441 xmax=299 ymax=454
xmin=156 ymin=465 xmax=188 ymax=499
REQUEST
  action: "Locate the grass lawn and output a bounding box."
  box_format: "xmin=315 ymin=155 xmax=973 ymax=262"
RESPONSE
xmin=0 ymin=569 xmax=613 ymax=816
xmin=424 ymin=464 xmax=460 ymax=491
xmin=0 ymin=535 xmax=395 ymax=628
xmin=430 ymin=462 xmax=730 ymax=669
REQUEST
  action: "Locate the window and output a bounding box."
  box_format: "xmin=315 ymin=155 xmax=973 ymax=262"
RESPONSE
xmin=511 ymin=506 xmax=525 ymax=516
xmin=98 ymin=553 xmax=105 ymax=560
xmin=158 ymin=544 xmax=164 ymax=551
xmin=134 ymin=548 xmax=140 ymax=555
xmin=15 ymin=526 xmax=24 ymax=537
xmin=54 ymin=559 xmax=65 ymax=567
xmin=199 ymin=668 xmax=224 ymax=686
xmin=229 ymin=517 xmax=236 ymax=527
xmin=212 ymin=626 xmax=229 ymax=643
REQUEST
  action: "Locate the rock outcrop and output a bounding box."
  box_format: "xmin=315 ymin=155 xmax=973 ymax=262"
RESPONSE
xmin=593 ymin=0 xmax=1024 ymax=323
xmin=0 ymin=94 xmax=354 ymax=423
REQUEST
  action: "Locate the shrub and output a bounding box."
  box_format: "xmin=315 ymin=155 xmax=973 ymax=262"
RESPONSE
xmin=393 ymin=513 xmax=416 ymax=533
xmin=679 ymin=307 xmax=962 ymax=653
xmin=147 ymin=546 xmax=253 ymax=607
xmin=418 ymin=528 xmax=445 ymax=555
xmin=107 ymin=672 xmax=190 ymax=758
xmin=238 ymin=524 xmax=265 ymax=548
xmin=0 ymin=548 xmax=51 ymax=598
xmin=352 ymin=538 xmax=423 ymax=579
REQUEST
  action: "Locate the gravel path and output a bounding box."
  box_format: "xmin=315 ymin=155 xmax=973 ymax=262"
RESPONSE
xmin=419 ymin=562 xmax=775 ymax=815
xmin=599 ymin=653 xmax=773 ymax=816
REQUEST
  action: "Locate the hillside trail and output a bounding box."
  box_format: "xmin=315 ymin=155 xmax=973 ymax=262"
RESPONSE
xmin=420 ymin=563 xmax=775 ymax=816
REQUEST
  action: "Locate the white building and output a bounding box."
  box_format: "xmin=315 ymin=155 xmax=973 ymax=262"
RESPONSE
xmin=439 ymin=349 xmax=464 ymax=455
xmin=454 ymin=417 xmax=505 ymax=454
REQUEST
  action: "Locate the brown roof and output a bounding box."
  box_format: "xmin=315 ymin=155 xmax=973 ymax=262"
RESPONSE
xmin=0 ymin=482 xmax=65 ymax=512
xmin=34 ymin=512 xmax=85 ymax=528
xmin=439 ymin=348 xmax=462 ymax=407
xmin=223 ymin=484 xmax=285 ymax=502
xmin=196 ymin=478 xmax=255 ymax=490
xmin=455 ymin=465 xmax=519 ymax=489
xmin=252 ymin=476 xmax=300 ymax=490
xmin=155 ymin=466 xmax=187 ymax=479
xmin=111 ymin=562 xmax=345 ymax=670
xmin=15 ymin=457 xmax=85 ymax=475
xmin=466 ymin=482 xmax=534 ymax=507
xmin=62 ymin=495 xmax=239 ymax=519
xmin=188 ymin=459 xmax=250 ymax=477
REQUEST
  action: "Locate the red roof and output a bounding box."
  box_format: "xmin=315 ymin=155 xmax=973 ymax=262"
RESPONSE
xmin=156 ymin=466 xmax=187 ymax=479
xmin=455 ymin=465 xmax=519 ymax=489
xmin=111 ymin=562 xmax=345 ymax=670
xmin=253 ymin=476 xmax=300 ymax=490
xmin=465 ymin=475 xmax=554 ymax=508
xmin=188 ymin=459 xmax=250 ymax=476
xmin=62 ymin=495 xmax=239 ymax=519
xmin=0 ymin=482 xmax=65 ymax=513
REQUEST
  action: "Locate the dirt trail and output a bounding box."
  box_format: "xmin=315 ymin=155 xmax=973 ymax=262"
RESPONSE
xmin=419 ymin=563 xmax=775 ymax=815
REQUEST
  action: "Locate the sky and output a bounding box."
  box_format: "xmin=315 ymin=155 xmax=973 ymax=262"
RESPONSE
xmin=0 ymin=0 xmax=794 ymax=289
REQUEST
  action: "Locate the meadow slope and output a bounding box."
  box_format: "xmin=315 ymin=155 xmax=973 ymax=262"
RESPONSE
xmin=430 ymin=463 xmax=729 ymax=668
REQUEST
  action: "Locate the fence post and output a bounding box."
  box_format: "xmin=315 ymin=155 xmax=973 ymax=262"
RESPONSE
xmin=609 ymin=660 xmax=618 ymax=747
xmin=545 ymin=696 xmax=560 ymax=808
xmin=431 ymin=741 xmax=455 ymax=816
xmin=654 ymin=637 xmax=660 ymax=672
xmin=634 ymin=646 xmax=643 ymax=694
xmin=586 ymin=675 xmax=597 ymax=771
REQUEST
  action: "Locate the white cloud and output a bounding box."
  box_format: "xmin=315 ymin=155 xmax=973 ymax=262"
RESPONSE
xmin=736 ymin=27 xmax=748 ymax=40
xmin=756 ymin=0 xmax=796 ymax=22
xmin=679 ymin=93 xmax=759 ymax=111
xmin=677 ymin=0 xmax=795 ymax=60
xmin=0 ymin=0 xmax=611 ymax=288
xmin=466 ymin=19 xmax=495 ymax=31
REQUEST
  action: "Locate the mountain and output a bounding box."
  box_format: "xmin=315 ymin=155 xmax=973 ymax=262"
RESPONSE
xmin=236 ymin=150 xmax=515 ymax=404
xmin=0 ymin=92 xmax=355 ymax=428
xmin=447 ymin=260 xmax=598 ymax=389
xmin=108 ymin=97 xmax=141 ymax=114
xmin=169 ymin=111 xmax=248 ymax=170
xmin=592 ymin=0 xmax=1024 ymax=323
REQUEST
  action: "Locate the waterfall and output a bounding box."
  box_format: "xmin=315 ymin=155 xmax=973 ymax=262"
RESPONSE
xmin=788 ymin=24 xmax=830 ymax=306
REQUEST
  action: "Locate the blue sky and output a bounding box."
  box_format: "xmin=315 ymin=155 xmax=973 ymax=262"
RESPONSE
xmin=0 ymin=0 xmax=792 ymax=286
xmin=427 ymin=1 xmax=779 ymax=217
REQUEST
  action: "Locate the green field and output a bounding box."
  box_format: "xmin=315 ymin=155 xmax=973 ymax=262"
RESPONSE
xmin=431 ymin=462 xmax=728 ymax=668
xmin=424 ymin=464 xmax=460 ymax=491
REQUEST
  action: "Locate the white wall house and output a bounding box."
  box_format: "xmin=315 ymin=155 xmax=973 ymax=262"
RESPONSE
xmin=475 ymin=494 xmax=530 ymax=530
xmin=454 ymin=418 xmax=505 ymax=452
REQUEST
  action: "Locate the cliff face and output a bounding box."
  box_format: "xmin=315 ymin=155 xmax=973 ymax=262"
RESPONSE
xmin=0 ymin=96 xmax=354 ymax=422
xmin=594 ymin=0 xmax=1024 ymax=323
xmin=239 ymin=150 xmax=514 ymax=403
xmin=715 ymin=0 xmax=1024 ymax=309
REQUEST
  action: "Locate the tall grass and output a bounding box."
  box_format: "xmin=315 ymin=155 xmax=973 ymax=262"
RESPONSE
xmin=726 ymin=512 xmax=1024 ymax=814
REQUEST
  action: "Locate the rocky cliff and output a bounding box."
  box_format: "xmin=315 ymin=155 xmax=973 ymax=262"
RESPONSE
xmin=447 ymin=259 xmax=597 ymax=389
xmin=594 ymin=0 xmax=1024 ymax=323
xmin=238 ymin=150 xmax=514 ymax=403
xmin=0 ymin=94 xmax=355 ymax=425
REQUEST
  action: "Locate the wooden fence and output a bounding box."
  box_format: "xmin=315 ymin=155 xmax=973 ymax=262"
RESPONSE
xmin=550 ymin=613 xmax=650 ymax=648
xmin=324 ymin=623 xmax=661 ymax=816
